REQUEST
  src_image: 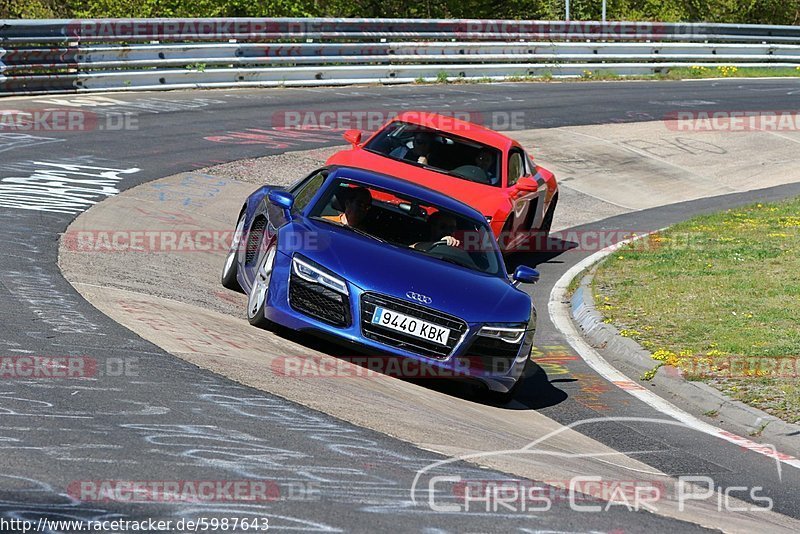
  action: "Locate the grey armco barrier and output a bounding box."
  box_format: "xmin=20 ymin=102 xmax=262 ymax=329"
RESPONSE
xmin=1 ymin=18 xmax=799 ymax=95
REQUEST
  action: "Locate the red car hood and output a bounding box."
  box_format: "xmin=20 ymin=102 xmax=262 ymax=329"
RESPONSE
xmin=327 ymin=149 xmax=511 ymax=221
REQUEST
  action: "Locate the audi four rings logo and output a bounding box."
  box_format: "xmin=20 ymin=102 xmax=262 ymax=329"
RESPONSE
xmin=406 ymin=291 xmax=432 ymax=304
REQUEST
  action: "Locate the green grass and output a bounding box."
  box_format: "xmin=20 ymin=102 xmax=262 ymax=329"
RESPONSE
xmin=580 ymin=69 xmax=621 ymax=80
xmin=411 ymin=65 xmax=800 ymax=86
xmin=665 ymin=66 xmax=800 ymax=79
xmin=593 ymin=198 xmax=800 ymax=422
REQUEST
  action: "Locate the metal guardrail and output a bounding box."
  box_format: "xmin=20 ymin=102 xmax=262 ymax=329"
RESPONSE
xmin=2 ymin=18 xmax=800 ymax=95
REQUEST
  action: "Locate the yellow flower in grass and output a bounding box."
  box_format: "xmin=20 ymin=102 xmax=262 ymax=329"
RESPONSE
xmin=652 ymin=349 xmax=675 ymax=362
xmin=620 ymin=329 xmax=641 ymax=338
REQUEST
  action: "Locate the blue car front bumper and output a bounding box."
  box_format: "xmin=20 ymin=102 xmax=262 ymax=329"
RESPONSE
xmin=264 ymin=251 xmax=532 ymax=393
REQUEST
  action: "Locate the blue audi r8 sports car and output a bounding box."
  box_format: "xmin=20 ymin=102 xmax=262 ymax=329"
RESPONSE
xmin=220 ymin=165 xmax=540 ymax=402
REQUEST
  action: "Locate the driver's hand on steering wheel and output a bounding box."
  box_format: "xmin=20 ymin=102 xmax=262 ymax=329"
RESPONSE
xmin=440 ymin=235 xmax=460 ymax=247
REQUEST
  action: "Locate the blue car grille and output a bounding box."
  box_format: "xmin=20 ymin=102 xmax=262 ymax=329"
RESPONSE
xmin=463 ymin=336 xmax=523 ymax=375
xmin=289 ymin=275 xmax=351 ymax=327
xmin=360 ymin=292 xmax=468 ymax=360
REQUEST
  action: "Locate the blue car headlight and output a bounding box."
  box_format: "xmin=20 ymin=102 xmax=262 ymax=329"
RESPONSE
xmin=292 ymin=255 xmax=349 ymax=296
xmin=478 ymin=323 xmax=528 ymax=344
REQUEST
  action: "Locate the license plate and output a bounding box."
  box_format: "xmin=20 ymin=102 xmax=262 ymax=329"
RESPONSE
xmin=371 ymin=307 xmax=450 ymax=346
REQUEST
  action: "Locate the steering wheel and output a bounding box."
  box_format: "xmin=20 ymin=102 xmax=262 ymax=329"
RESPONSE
xmin=452 ymin=165 xmax=490 ymax=184
xmin=423 ymin=239 xmax=450 ymax=252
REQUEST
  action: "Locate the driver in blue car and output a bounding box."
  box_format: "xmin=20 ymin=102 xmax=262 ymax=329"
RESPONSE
xmin=412 ymin=211 xmax=461 ymax=250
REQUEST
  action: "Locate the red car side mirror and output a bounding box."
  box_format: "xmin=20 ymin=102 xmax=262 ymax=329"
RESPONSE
xmin=514 ymin=175 xmax=539 ymax=192
xmin=343 ymin=129 xmax=362 ymax=147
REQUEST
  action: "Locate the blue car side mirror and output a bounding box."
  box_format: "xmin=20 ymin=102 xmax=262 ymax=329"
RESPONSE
xmin=269 ymin=190 xmax=295 ymax=217
xmin=513 ymin=265 xmax=540 ymax=284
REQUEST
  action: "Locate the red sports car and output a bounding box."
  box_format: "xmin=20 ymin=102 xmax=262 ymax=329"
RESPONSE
xmin=325 ymin=111 xmax=558 ymax=253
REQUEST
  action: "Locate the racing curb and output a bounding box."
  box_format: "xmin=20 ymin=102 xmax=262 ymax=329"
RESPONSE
xmin=570 ymin=260 xmax=800 ymax=455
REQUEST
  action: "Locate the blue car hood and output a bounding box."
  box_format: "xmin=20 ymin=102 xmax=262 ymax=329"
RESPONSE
xmin=280 ymin=219 xmax=532 ymax=323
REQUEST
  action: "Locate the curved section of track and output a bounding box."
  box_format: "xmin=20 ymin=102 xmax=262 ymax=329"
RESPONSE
xmin=2 ymin=80 xmax=800 ymax=531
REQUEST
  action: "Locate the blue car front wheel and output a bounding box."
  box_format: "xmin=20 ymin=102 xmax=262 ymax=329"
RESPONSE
xmin=221 ymin=211 xmax=246 ymax=292
xmin=247 ymin=245 xmax=277 ymax=329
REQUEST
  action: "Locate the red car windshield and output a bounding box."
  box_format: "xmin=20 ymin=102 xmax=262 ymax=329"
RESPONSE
xmin=364 ymin=121 xmax=502 ymax=187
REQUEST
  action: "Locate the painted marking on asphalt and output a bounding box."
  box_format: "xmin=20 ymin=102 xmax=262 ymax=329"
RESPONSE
xmin=0 ymin=158 xmax=140 ymax=214
xmin=612 ymin=380 xmax=647 ymax=391
xmin=549 ymin=230 xmax=800 ymax=474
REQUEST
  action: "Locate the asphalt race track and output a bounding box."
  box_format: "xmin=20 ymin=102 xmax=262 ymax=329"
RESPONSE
xmin=2 ymin=79 xmax=800 ymax=533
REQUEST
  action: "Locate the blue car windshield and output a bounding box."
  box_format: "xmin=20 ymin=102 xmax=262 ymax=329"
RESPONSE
xmin=308 ymin=178 xmax=503 ymax=276
xmin=363 ymin=121 xmax=502 ymax=186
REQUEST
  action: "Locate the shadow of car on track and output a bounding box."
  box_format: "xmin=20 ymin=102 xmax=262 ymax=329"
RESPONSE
xmin=264 ymin=305 xmax=571 ymax=411
xmin=505 ymin=363 xmax=570 ymax=410
xmin=248 ymin=236 xmax=582 ymax=410
xmin=500 ymin=235 xmax=578 ymax=410
xmin=503 ymin=236 xmax=579 ymax=273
